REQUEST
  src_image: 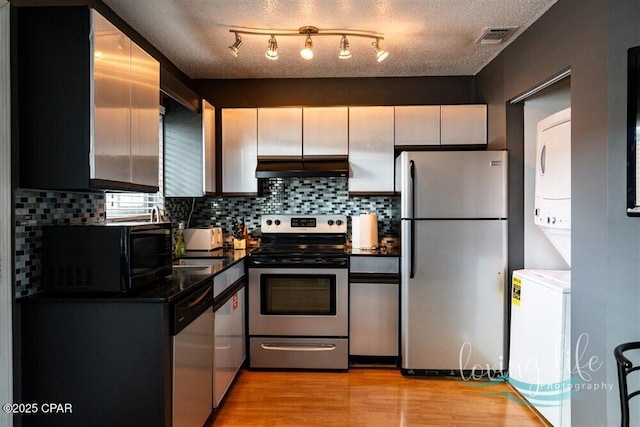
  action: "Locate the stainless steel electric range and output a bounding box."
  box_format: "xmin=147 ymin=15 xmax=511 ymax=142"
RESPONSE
xmin=247 ymin=214 xmax=349 ymax=370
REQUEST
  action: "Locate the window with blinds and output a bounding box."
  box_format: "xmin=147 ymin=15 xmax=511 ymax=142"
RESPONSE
xmin=105 ymin=192 xmax=163 ymax=219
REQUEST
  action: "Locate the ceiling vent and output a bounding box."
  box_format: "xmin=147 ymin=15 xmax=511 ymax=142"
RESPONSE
xmin=476 ymin=27 xmax=518 ymax=45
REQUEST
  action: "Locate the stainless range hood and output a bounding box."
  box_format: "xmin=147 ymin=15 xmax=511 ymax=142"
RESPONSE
xmin=255 ymin=157 xmax=350 ymax=179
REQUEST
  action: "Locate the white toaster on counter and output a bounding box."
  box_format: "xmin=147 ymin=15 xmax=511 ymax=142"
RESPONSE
xmin=184 ymin=227 xmax=223 ymax=250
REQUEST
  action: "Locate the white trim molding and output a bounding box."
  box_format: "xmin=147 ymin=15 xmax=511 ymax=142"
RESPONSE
xmin=0 ymin=1 xmax=13 ymax=425
xmin=510 ymin=68 xmax=572 ymax=104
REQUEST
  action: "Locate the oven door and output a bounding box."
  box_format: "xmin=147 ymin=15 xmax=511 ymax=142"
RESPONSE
xmin=248 ymin=267 xmax=348 ymax=337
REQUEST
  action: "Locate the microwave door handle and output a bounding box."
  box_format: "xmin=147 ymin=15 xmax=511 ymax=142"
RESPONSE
xmin=409 ymin=160 xmax=416 ymax=279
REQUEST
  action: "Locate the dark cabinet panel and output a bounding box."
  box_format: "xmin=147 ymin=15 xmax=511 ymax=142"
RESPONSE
xmin=15 ymin=6 xmax=92 ymax=190
xmin=21 ymin=300 xmax=172 ymax=427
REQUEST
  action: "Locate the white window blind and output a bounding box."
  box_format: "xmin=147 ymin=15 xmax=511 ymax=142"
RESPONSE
xmin=106 ymin=192 xmax=163 ymax=220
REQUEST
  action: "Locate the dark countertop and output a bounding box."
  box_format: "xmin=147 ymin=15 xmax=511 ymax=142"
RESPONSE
xmin=184 ymin=244 xmax=400 ymax=257
xmin=181 ymin=246 xmax=253 ymax=260
xmin=134 ymin=247 xmax=250 ymax=302
xmin=349 ymin=246 xmax=400 ymax=257
xmin=21 ymin=247 xmax=250 ymax=304
xmin=186 ymin=245 xmax=400 ymax=257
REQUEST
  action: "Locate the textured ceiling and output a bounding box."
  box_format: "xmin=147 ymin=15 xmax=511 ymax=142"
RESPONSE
xmin=101 ymin=0 xmax=557 ymax=79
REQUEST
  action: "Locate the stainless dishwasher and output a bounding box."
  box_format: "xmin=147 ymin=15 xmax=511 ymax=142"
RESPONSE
xmin=349 ymin=256 xmax=400 ymax=358
xmin=172 ymin=282 xmax=214 ymax=427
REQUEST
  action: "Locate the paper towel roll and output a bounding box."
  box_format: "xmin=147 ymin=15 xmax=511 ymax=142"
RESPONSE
xmin=359 ymin=213 xmax=378 ymax=249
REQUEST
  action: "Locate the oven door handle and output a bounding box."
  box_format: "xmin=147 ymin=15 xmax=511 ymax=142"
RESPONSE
xmin=261 ymin=343 xmax=336 ymax=352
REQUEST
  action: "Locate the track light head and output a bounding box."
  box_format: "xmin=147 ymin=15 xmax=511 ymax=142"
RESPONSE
xmin=300 ymin=34 xmax=314 ymax=60
xmin=338 ymin=35 xmax=351 ymax=59
xmin=372 ymin=39 xmax=389 ymax=62
xmin=228 ymin=33 xmax=242 ymax=57
xmin=265 ymin=36 xmax=278 ymax=60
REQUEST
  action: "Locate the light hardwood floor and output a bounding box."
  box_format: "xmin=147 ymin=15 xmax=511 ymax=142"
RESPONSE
xmin=211 ymin=368 xmax=548 ymax=426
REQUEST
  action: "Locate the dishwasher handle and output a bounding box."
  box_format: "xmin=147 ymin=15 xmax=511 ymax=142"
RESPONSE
xmin=173 ymin=283 xmax=213 ymax=335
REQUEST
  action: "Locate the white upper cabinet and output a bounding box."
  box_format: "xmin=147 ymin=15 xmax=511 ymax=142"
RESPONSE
xmin=222 ymin=108 xmax=258 ymax=194
xmin=92 ymin=12 xmax=131 ymax=186
xmin=93 ymin=11 xmax=161 ymax=189
xmin=203 ymin=100 xmax=216 ymax=195
xmin=129 ymin=41 xmax=161 ymax=188
xmin=394 ymin=106 xmax=440 ymax=146
xmin=303 ymin=107 xmax=349 ymax=157
xmin=257 ymin=108 xmax=302 ymax=158
xmin=440 ymin=105 xmax=487 ymax=145
xmin=348 ymin=106 xmax=395 ymax=193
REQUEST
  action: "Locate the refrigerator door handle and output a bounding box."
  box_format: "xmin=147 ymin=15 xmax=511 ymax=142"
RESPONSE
xmin=410 ymin=220 xmax=416 ymax=278
xmin=409 ymin=160 xmax=416 ymax=278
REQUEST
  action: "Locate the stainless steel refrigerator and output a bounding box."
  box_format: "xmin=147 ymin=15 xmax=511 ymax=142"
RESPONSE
xmin=397 ymin=150 xmax=508 ymax=376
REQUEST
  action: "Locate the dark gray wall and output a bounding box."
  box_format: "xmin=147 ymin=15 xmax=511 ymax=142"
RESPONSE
xmin=478 ymin=0 xmax=640 ymax=425
xmin=607 ymin=1 xmax=640 ymax=425
xmin=192 ymin=76 xmax=477 ymax=108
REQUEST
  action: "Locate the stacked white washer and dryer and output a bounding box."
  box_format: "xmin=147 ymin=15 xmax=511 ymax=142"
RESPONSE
xmin=509 ymin=107 xmax=572 ymax=427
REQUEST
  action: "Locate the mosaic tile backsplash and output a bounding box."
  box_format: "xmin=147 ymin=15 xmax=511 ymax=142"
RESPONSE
xmin=165 ymin=177 xmax=400 ymax=240
xmin=14 ymin=178 xmax=398 ymax=298
xmin=14 ymin=189 xmax=105 ymax=298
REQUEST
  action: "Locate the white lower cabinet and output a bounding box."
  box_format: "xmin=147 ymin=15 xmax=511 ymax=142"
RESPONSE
xmin=349 ymin=256 xmax=399 ymax=357
xmin=213 ymin=286 xmax=245 ymax=408
xmin=350 ymin=282 xmax=399 ymax=356
xmin=349 ymin=256 xmax=400 ymax=356
xmin=348 ymin=106 xmax=395 ymax=193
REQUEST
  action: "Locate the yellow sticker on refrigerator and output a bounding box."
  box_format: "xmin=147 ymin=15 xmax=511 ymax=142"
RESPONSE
xmin=512 ymin=276 xmax=521 ymax=307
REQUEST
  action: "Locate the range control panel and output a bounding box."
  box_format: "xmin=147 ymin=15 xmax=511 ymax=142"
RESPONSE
xmin=261 ymin=214 xmax=347 ymax=234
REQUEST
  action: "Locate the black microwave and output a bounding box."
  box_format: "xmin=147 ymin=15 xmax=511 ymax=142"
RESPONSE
xmin=42 ymin=222 xmax=173 ymax=294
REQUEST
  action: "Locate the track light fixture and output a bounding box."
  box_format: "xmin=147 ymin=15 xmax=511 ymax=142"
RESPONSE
xmin=228 ymin=32 xmax=242 ymax=57
xmin=265 ymin=35 xmax=278 ymax=60
xmin=228 ymin=26 xmax=387 ymax=62
xmin=372 ymin=38 xmax=389 ymax=62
